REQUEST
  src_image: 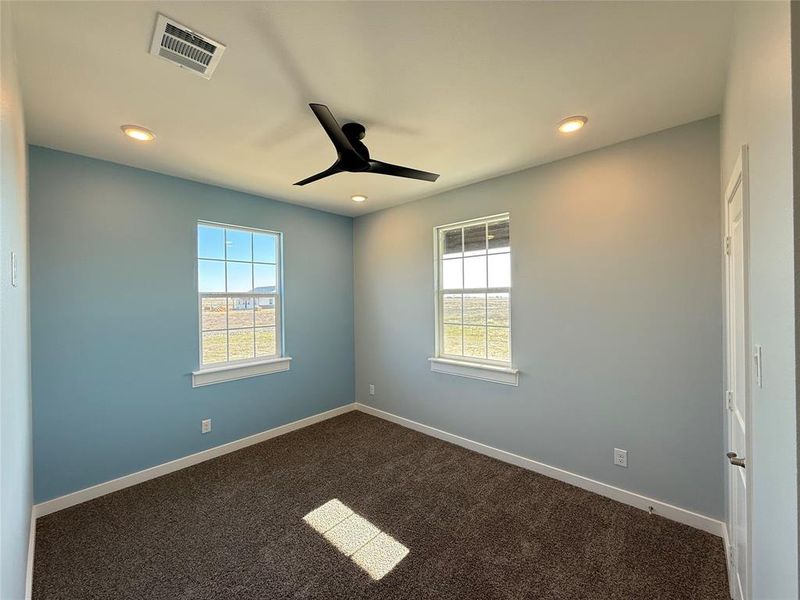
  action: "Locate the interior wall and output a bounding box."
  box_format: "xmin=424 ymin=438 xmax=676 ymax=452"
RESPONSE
xmin=0 ymin=4 xmax=33 ymax=599
xmin=354 ymin=118 xmax=724 ymax=520
xmin=793 ymin=0 xmax=800 ymax=583
xmin=720 ymin=2 xmax=798 ymax=597
xmin=29 ymin=147 xmax=354 ymax=503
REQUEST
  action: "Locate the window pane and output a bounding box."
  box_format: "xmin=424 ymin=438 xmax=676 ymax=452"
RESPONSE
xmin=201 ymin=297 xmax=226 ymax=331
xmin=487 ymin=293 xmax=509 ymax=327
xmin=253 ymin=233 xmax=277 ymax=263
xmin=229 ymin=328 xmax=255 ymax=361
xmin=254 ymin=264 xmax=277 ymax=292
xmin=463 ymin=294 xmax=486 ymax=325
xmin=443 ymin=294 xmax=462 ymax=323
xmin=225 ymin=228 xmax=252 ymax=262
xmin=227 ymin=261 xmax=252 ymax=293
xmin=227 ymin=297 xmax=254 ymax=329
xmin=443 ymin=324 xmax=463 ymax=356
xmin=256 ymin=327 xmax=277 ymax=356
xmin=443 ymin=229 xmax=462 ymax=258
xmin=255 ymin=297 xmax=276 ymax=326
xmin=198 ymin=225 xmax=225 ymax=259
xmin=488 ymin=327 xmax=510 ymax=362
xmin=488 ymin=253 xmax=510 ymax=288
xmin=197 ymin=224 xmax=283 ymax=367
xmin=464 ymin=256 xmax=487 ymax=288
xmin=442 ymin=258 xmax=463 ymax=289
xmin=464 ymin=224 xmax=487 ymax=255
xmin=202 ymin=331 xmax=227 ymax=364
xmin=488 ymin=220 xmax=509 ymax=253
xmin=436 ymin=217 xmax=510 ymax=365
xmin=463 ymin=326 xmax=487 ymax=358
xmin=198 ymin=260 xmax=225 ymax=292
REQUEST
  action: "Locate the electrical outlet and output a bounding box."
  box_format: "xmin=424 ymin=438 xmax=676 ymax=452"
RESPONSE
xmin=201 ymin=419 xmax=211 ymax=434
xmin=614 ymin=448 xmax=628 ymax=468
xmin=369 ymin=384 xmax=375 ymax=396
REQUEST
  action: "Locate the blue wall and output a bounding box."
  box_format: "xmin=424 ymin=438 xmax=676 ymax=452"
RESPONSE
xmin=30 ymin=147 xmax=354 ymax=503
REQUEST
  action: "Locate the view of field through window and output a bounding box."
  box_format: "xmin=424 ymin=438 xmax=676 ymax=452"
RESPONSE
xmin=438 ymin=216 xmax=511 ymax=363
xmin=197 ymin=223 xmax=281 ymax=366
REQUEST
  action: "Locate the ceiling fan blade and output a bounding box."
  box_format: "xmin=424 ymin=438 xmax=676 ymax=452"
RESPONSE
xmin=309 ymin=103 xmax=357 ymax=156
xmin=367 ymin=160 xmax=439 ymax=182
xmin=294 ymin=164 xmax=342 ymax=186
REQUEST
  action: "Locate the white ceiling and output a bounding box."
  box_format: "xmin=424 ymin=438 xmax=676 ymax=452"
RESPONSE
xmin=11 ymin=1 xmax=733 ymax=216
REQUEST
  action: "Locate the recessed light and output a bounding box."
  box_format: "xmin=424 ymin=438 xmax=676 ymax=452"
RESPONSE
xmin=557 ymin=116 xmax=587 ymax=134
xmin=121 ymin=125 xmax=155 ymax=142
xmin=351 ymin=195 xmax=367 ymax=203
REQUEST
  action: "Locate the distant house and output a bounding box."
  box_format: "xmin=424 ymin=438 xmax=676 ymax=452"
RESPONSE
xmin=231 ymin=287 xmax=276 ymax=311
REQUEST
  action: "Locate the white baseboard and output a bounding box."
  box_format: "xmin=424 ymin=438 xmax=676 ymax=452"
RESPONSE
xmin=34 ymin=403 xmax=356 ymax=518
xmin=25 ymin=506 xmax=35 ymax=600
xmin=721 ymin=523 xmax=735 ymax=598
xmin=355 ymin=403 xmax=725 ymax=537
xmin=31 ymin=400 xmax=724 ymax=539
xmin=722 ymin=523 xmax=730 ymax=564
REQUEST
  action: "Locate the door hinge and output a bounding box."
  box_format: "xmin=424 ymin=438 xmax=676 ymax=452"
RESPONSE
xmin=726 ymin=390 xmax=733 ymax=410
xmin=724 ymin=236 xmax=731 ymax=256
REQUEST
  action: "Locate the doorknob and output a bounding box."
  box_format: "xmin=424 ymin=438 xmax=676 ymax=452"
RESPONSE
xmin=726 ymin=452 xmax=746 ymax=468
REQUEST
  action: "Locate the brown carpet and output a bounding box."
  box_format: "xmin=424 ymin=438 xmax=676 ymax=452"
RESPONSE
xmin=33 ymin=411 xmax=728 ymax=600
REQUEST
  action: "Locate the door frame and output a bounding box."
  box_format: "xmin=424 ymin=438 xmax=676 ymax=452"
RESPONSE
xmin=723 ymin=144 xmax=752 ymax=600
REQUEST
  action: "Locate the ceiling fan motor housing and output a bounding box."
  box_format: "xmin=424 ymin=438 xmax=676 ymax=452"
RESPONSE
xmin=342 ymin=122 xmax=366 ymax=141
xmin=341 ymin=123 xmax=370 ymax=166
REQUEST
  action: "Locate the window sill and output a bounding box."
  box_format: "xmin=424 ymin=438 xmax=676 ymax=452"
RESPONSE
xmin=192 ymin=357 xmax=292 ymax=387
xmin=428 ymin=357 xmax=519 ymax=386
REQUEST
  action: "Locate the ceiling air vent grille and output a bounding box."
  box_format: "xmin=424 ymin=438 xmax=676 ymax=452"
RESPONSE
xmin=149 ymin=14 xmax=226 ymax=79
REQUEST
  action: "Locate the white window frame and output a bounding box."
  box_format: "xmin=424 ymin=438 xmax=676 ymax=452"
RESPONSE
xmin=192 ymin=221 xmax=291 ymax=387
xmin=430 ymin=213 xmax=518 ymax=386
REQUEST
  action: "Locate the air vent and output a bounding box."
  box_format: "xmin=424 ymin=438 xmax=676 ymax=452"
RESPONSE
xmin=149 ymin=14 xmax=225 ymax=79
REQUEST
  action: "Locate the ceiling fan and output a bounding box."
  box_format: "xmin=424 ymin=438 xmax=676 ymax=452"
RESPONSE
xmin=294 ymin=103 xmax=440 ymax=186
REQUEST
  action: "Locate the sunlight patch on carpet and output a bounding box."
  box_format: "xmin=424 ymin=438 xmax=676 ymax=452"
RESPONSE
xmin=303 ymin=499 xmax=409 ymax=580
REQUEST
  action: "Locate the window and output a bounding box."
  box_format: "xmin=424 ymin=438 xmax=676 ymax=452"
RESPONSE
xmin=431 ymin=214 xmax=517 ymax=385
xmin=193 ymin=222 xmax=290 ymax=386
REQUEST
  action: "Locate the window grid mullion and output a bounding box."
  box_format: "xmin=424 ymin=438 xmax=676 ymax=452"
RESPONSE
xmin=484 ymin=223 xmax=489 ymax=359
xmin=198 ymin=257 xmax=277 ymax=265
xmin=441 ymin=287 xmax=510 ymax=294
xmin=224 ymin=229 xmax=230 ymax=363
xmin=203 ymin=292 xmax=276 ymax=299
xmin=251 ymin=234 xmax=256 ymax=358
xmin=460 ymin=227 xmax=465 ymax=356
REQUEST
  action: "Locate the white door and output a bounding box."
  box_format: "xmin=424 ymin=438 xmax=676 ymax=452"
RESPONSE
xmin=724 ymin=146 xmax=750 ymax=600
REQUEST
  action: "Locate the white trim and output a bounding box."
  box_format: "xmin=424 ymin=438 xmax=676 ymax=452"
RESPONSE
xmin=436 ymin=212 xmax=511 ymax=232
xmin=196 ymin=221 xmax=285 ymax=371
xmin=723 ymin=523 xmax=734 ymax=598
xmin=723 ymin=144 xmax=751 ymax=600
xmin=355 ymin=403 xmax=724 ymax=536
xmin=33 ymin=403 xmax=355 ymax=517
xmin=433 ymin=213 xmax=514 ymax=367
xmin=30 ymin=400 xmax=724 ymax=538
xmin=25 ymin=508 xmax=35 ymax=600
xmin=429 ymin=357 xmax=519 ymax=386
xmin=192 ymin=356 xmax=292 ymax=387
xmin=724 ymin=150 xmax=743 ymax=204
